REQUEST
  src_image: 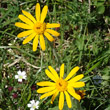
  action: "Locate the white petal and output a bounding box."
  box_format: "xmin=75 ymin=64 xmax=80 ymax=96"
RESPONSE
xmin=15 ymin=75 xmax=18 ymax=79
xmin=23 ymin=76 xmax=27 ymax=79
xmin=27 ymin=104 xmax=32 ymax=107
xmin=30 ymin=100 xmax=35 ymax=104
xmin=30 ymin=108 xmax=34 ymax=110
xmin=22 ymin=71 xmax=26 ymax=75
xmin=19 ymin=72 xmax=23 ymax=76
xmin=18 ymin=79 xmax=22 ymax=82
xmin=17 ymin=70 xmax=21 ymax=74
xmin=36 ymin=101 xmax=39 ymax=105
xmin=36 ymin=106 xmax=39 ymax=109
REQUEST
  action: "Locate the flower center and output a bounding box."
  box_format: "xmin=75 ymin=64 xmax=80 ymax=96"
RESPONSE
xmin=32 ymin=105 xmax=36 ymax=109
xmin=33 ymin=22 xmax=46 ymax=34
xmin=56 ymin=78 xmax=68 ymax=92
xmin=19 ymin=75 xmax=23 ymax=79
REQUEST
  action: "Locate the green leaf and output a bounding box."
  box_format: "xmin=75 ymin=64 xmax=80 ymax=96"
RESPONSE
xmin=97 ymin=2 xmax=105 ymax=6
xmin=72 ymin=99 xmax=83 ymax=110
xmin=99 ymin=0 xmax=106 ymax=1
xmin=85 ymin=61 xmax=101 ymax=75
xmin=81 ymin=76 xmax=91 ymax=82
xmin=97 ymin=6 xmax=105 ymax=14
xmin=105 ymin=106 xmax=110 ymax=110
xmin=26 ymin=88 xmax=31 ymax=103
xmin=48 ymin=106 xmax=59 ymax=110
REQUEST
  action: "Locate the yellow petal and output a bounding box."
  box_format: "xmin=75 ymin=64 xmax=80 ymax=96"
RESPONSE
xmin=64 ymin=91 xmax=72 ymax=108
xmin=37 ymin=86 xmax=56 ymax=93
xmin=45 ymin=69 xmax=57 ymax=82
xmin=44 ymin=32 xmax=54 ymax=42
xmin=22 ymin=10 xmax=36 ymax=23
xmin=46 ymin=23 xmax=60 ymax=28
xmin=17 ymin=30 xmax=33 ymax=38
xmin=37 ymin=81 xmax=55 ymax=86
xmin=40 ymin=5 xmax=48 ymax=23
xmin=68 ymin=74 xmax=84 ymax=83
xmin=70 ymin=82 xmax=85 ymax=88
xmin=40 ymin=89 xmax=57 ymax=99
xmin=59 ymin=92 xmax=64 ymax=110
xmin=67 ymin=87 xmax=81 ymax=101
xmin=46 ymin=29 xmax=60 ymax=37
xmin=18 ymin=15 xmax=34 ymax=26
xmin=23 ymin=32 xmax=36 ymax=44
xmin=65 ymin=66 xmax=79 ymax=81
xmin=15 ymin=22 xmax=32 ymax=29
xmin=60 ymin=64 xmax=64 ymax=78
xmin=40 ymin=35 xmax=46 ymax=51
xmin=33 ymin=35 xmax=39 ymax=51
xmin=51 ymin=91 xmax=59 ymax=104
xmin=48 ymin=66 xmax=59 ymax=80
xmin=35 ymin=3 xmax=40 ymax=21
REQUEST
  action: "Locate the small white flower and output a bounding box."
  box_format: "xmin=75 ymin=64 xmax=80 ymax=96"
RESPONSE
xmin=5 ymin=85 xmax=8 ymax=88
xmin=15 ymin=70 xmax=27 ymax=82
xmin=27 ymin=100 xmax=39 ymax=110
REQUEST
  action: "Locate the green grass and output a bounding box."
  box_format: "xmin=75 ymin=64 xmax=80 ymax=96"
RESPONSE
xmin=0 ymin=0 xmax=110 ymax=110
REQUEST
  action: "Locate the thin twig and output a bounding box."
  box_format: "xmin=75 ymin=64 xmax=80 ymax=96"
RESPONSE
xmin=88 ymin=0 xmax=91 ymax=13
xmin=22 ymin=58 xmax=41 ymax=69
xmin=4 ymin=56 xmax=41 ymax=69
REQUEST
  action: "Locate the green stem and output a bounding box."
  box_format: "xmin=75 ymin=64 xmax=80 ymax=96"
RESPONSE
xmin=40 ymin=50 xmax=43 ymax=69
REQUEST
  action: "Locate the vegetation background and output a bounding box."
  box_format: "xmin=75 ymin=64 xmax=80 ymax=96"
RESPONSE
xmin=0 ymin=0 xmax=110 ymax=110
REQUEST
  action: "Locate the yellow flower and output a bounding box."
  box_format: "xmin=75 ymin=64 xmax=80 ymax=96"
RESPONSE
xmin=15 ymin=3 xmax=60 ymax=51
xmin=37 ymin=64 xmax=85 ymax=110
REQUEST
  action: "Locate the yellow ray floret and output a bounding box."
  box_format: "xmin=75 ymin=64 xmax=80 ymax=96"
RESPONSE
xmin=64 ymin=91 xmax=72 ymax=108
xmin=35 ymin=3 xmax=40 ymax=21
xmin=37 ymin=81 xmax=55 ymax=86
xmin=17 ymin=30 xmax=33 ymax=38
xmin=18 ymin=15 xmax=34 ymax=26
xmin=44 ymin=32 xmax=54 ymax=42
xmin=51 ymin=91 xmax=59 ymax=104
xmin=65 ymin=66 xmax=79 ymax=81
xmin=15 ymin=3 xmax=60 ymax=51
xmin=68 ymin=74 xmax=84 ymax=83
xmin=67 ymin=87 xmax=81 ymax=101
xmin=37 ymin=86 xmax=56 ymax=93
xmin=39 ymin=35 xmax=45 ymax=51
xmin=45 ymin=69 xmax=57 ymax=82
xmin=46 ymin=23 xmax=60 ymax=28
xmin=45 ymin=29 xmax=60 ymax=37
xmin=59 ymin=92 xmax=64 ymax=110
xmin=15 ymin=22 xmax=32 ymax=29
xmin=22 ymin=10 xmax=36 ymax=23
xmin=37 ymin=64 xmax=85 ymax=110
xmin=33 ymin=35 xmax=39 ymax=51
xmin=60 ymin=63 xmax=64 ymax=78
xmin=23 ymin=33 xmax=36 ymax=44
xmin=48 ymin=66 xmax=59 ymax=79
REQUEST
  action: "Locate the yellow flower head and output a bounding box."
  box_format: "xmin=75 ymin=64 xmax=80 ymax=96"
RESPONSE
xmin=37 ymin=64 xmax=85 ymax=110
xmin=15 ymin=3 xmax=60 ymax=51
